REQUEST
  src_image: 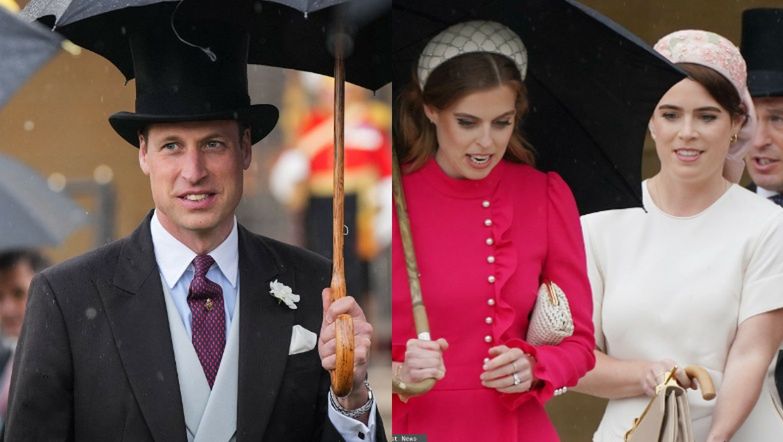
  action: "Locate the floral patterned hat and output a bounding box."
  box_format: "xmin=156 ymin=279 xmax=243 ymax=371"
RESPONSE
xmin=654 ymin=30 xmax=757 ymax=183
xmin=417 ymin=21 xmax=527 ymax=90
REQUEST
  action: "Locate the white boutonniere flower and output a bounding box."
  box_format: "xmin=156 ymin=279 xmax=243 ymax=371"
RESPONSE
xmin=269 ymin=279 xmax=300 ymax=309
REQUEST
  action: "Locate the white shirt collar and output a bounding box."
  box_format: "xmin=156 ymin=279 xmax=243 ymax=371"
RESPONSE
xmin=150 ymin=211 xmax=239 ymax=289
xmin=756 ymin=186 xmax=779 ymax=199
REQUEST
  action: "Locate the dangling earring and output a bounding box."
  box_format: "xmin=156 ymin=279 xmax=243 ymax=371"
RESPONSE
xmin=730 ymin=133 xmax=738 ymax=143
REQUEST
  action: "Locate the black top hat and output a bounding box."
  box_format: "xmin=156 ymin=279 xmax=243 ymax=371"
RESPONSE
xmin=109 ymin=20 xmax=278 ymax=147
xmin=741 ymin=8 xmax=783 ymax=97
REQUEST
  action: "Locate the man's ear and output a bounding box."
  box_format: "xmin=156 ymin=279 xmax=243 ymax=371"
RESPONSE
xmin=241 ymin=127 xmax=252 ymax=170
xmin=138 ymin=132 xmax=150 ymax=175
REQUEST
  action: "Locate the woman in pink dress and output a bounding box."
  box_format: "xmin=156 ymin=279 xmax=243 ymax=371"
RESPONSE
xmin=391 ymin=21 xmax=596 ymax=441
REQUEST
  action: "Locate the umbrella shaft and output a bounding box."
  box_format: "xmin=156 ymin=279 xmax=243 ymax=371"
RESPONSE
xmin=331 ymin=54 xmax=346 ymax=299
xmin=392 ymin=148 xmax=431 ymax=337
xmin=329 ymin=52 xmax=354 ymax=398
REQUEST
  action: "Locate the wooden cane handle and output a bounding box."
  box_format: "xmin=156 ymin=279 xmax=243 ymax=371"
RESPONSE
xmin=684 ymin=365 xmax=716 ymax=400
xmin=389 ymin=312 xmax=438 ymax=398
xmin=393 ymin=376 xmax=436 ymax=396
xmin=330 ymin=313 xmax=354 ymax=397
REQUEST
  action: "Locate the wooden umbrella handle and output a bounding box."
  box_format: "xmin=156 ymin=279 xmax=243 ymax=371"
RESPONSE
xmin=331 ymin=315 xmax=354 ymax=396
xmin=330 ymin=275 xmax=354 ymax=397
xmin=391 ymin=306 xmax=436 ymax=395
xmin=329 ymin=51 xmax=354 ymax=398
xmin=684 ymin=365 xmax=716 ymax=400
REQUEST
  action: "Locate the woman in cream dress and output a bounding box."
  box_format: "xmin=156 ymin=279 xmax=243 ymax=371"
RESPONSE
xmin=577 ymin=30 xmax=783 ymax=441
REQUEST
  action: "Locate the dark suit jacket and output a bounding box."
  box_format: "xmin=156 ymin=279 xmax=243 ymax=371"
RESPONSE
xmin=0 ymin=345 xmax=11 ymax=381
xmin=5 ymin=213 xmax=384 ymax=441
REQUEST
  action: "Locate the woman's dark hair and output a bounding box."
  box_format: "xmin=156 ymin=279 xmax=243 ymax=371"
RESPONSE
xmin=396 ymin=52 xmax=535 ymax=171
xmin=677 ymin=62 xmax=746 ymax=122
xmin=0 ymin=249 xmax=49 ymax=273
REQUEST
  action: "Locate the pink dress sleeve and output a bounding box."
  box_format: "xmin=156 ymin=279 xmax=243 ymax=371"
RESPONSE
xmin=501 ymin=172 xmax=596 ymax=409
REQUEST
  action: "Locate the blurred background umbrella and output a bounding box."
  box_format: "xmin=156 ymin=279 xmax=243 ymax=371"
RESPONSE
xmin=22 ymin=0 xmax=390 ymax=90
xmin=0 ymin=5 xmax=65 ymax=108
xmin=0 ymin=153 xmax=87 ymax=250
xmin=393 ymin=0 xmax=685 ymax=214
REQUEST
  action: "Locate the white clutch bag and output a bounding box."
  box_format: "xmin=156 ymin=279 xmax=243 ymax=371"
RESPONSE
xmin=526 ymin=281 xmax=574 ymax=346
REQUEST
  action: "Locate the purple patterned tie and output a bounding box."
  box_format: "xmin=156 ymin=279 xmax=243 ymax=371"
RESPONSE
xmin=188 ymin=254 xmax=225 ymax=388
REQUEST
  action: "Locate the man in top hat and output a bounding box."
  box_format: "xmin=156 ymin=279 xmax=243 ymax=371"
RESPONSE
xmin=741 ymin=7 xmax=783 ymax=406
xmin=5 ymin=16 xmax=383 ymax=442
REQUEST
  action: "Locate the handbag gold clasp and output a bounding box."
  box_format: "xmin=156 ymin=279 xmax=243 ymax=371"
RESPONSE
xmin=654 ymin=367 xmax=679 ymax=395
xmin=545 ymin=282 xmax=559 ymax=306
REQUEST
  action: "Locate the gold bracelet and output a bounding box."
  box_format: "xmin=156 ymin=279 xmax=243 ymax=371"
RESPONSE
xmin=392 ymin=362 xmax=410 ymax=403
xmin=393 ymin=362 xmax=403 ymax=380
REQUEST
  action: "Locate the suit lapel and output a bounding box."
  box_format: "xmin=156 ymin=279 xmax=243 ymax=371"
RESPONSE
xmin=100 ymin=213 xmax=186 ymax=442
xmin=236 ymin=227 xmax=295 ymax=441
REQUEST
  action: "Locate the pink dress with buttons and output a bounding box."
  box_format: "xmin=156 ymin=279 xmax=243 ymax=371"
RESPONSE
xmin=392 ymin=158 xmax=596 ymax=441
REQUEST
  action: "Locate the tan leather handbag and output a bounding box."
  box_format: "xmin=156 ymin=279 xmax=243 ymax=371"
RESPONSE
xmin=625 ymin=365 xmax=716 ymax=442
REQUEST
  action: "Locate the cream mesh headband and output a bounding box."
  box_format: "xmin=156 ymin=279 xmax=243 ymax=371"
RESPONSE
xmin=417 ymin=20 xmax=527 ymax=89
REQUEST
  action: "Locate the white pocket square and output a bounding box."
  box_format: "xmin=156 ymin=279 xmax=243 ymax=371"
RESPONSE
xmin=289 ymin=324 xmax=317 ymax=355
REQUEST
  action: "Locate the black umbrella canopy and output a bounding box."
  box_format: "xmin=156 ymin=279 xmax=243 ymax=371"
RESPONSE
xmin=0 ymin=6 xmax=64 ymax=108
xmin=22 ymin=0 xmax=391 ymax=91
xmin=393 ymin=0 xmax=686 ymax=214
xmin=266 ymin=0 xmax=345 ymax=14
xmin=246 ymin=0 xmax=390 ymax=90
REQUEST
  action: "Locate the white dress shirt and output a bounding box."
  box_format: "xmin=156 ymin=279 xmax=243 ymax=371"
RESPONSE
xmin=149 ymin=211 xmax=375 ymax=441
xmin=756 ymin=185 xmax=778 ymax=199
